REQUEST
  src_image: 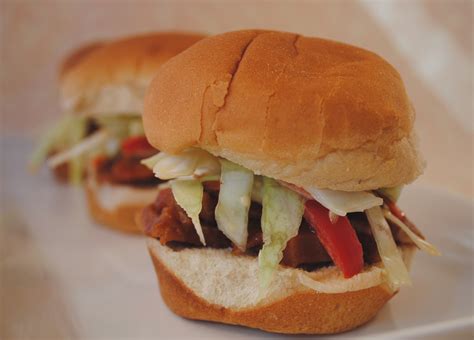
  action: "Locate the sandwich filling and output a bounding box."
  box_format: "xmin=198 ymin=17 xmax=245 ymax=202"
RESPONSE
xmin=30 ymin=114 xmax=160 ymax=188
xmin=141 ymin=148 xmax=439 ymax=291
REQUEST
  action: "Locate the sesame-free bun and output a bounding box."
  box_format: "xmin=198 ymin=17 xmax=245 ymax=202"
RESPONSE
xmin=85 ymin=179 xmax=158 ymax=233
xmin=61 ymin=32 xmax=205 ymax=115
xmin=143 ymin=30 xmax=424 ymax=191
xmin=59 ymin=41 xmax=105 ymax=79
xmin=147 ymin=238 xmax=415 ymax=334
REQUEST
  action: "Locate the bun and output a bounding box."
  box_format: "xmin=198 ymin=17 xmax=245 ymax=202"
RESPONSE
xmin=59 ymin=41 xmax=105 ymax=79
xmin=143 ymin=30 xmax=424 ymax=191
xmin=85 ymin=180 xmax=158 ymax=233
xmin=61 ymin=32 xmax=205 ymax=115
xmin=147 ymin=238 xmax=415 ymax=334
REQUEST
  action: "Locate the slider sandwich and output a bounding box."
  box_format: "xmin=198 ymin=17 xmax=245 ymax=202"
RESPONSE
xmin=31 ymin=40 xmax=104 ymax=182
xmin=30 ymin=33 xmax=204 ymax=232
xmin=140 ymin=30 xmax=439 ymax=334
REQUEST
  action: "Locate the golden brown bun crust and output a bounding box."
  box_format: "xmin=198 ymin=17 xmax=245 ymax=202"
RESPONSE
xmin=59 ymin=41 xmax=105 ymax=79
xmin=144 ymin=30 xmax=424 ymax=191
xmin=149 ymin=246 xmax=394 ymax=334
xmin=61 ymin=32 xmax=205 ymax=113
xmin=85 ymin=184 xmax=143 ymax=233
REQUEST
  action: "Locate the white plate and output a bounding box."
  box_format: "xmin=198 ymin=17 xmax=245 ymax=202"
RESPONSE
xmin=1 ymin=137 xmax=473 ymax=339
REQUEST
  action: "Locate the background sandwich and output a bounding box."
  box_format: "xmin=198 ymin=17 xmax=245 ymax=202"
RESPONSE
xmin=30 ymin=32 xmax=204 ymax=233
xmin=31 ymin=40 xmax=104 ymax=182
xmin=139 ymin=30 xmax=440 ymax=334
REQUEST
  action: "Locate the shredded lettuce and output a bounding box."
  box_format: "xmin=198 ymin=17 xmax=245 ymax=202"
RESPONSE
xmin=141 ymin=153 xmax=161 ymax=169
xmin=29 ymin=115 xmax=86 ymax=172
xmin=94 ymin=115 xmax=143 ymax=140
xmin=30 ymin=113 xmax=145 ymax=184
xmin=305 ymin=187 xmax=383 ymax=216
xmin=143 ymin=149 xmax=220 ymax=180
xmin=384 ymin=209 xmax=441 ymax=256
xmin=365 ymin=206 xmax=411 ymax=290
xmin=47 ymin=131 xmax=108 ymax=169
xmin=215 ymin=160 xmax=254 ymax=251
xmin=251 ymin=176 xmax=263 ymax=203
xmin=128 ymin=119 xmax=145 ymax=136
xmin=67 ymin=116 xmax=87 ymax=184
xmin=30 ymin=114 xmax=88 ymax=184
xmin=297 ymin=267 xmax=386 ymax=293
xmin=170 ymin=179 xmax=206 ymax=245
xmin=379 ymin=186 xmax=404 ymax=202
xmin=258 ymin=177 xmax=305 ymax=291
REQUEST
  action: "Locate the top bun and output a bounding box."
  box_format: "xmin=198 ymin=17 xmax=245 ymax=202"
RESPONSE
xmin=143 ymin=30 xmax=424 ymax=191
xmin=59 ymin=41 xmax=105 ymax=80
xmin=61 ymin=32 xmax=205 ymax=115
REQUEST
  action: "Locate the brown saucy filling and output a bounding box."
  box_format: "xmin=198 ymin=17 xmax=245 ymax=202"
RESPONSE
xmin=95 ymin=152 xmax=161 ymax=187
xmin=141 ymin=183 xmax=415 ymax=270
xmin=51 ymin=118 xmax=161 ymax=187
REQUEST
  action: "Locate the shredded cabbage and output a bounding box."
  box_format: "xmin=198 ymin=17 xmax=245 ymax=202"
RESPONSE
xmin=143 ymin=149 xmax=220 ymax=180
xmin=258 ymin=178 xmax=305 ymax=291
xmin=297 ymin=267 xmax=386 ymax=293
xmin=251 ymin=176 xmax=263 ymax=203
xmin=94 ymin=115 xmax=143 ymax=140
xmin=67 ymin=116 xmax=88 ymax=184
xmin=30 ymin=114 xmax=88 ymax=184
xmin=170 ymin=179 xmax=206 ymax=245
xmin=379 ymin=186 xmax=404 ymax=202
xmin=31 ymin=113 xmax=145 ymax=184
xmin=47 ymin=130 xmax=108 ymax=168
xmin=384 ymin=209 xmax=441 ymax=256
xmin=215 ymin=160 xmax=254 ymax=251
xmin=194 ymin=153 xmax=221 ymax=177
xmin=305 ymin=187 xmax=383 ymax=216
xmin=365 ymin=206 xmax=411 ymax=290
xmin=128 ymin=119 xmax=145 ymax=136
xmin=141 ymin=153 xmax=161 ymax=169
xmin=29 ymin=115 xmax=86 ymax=172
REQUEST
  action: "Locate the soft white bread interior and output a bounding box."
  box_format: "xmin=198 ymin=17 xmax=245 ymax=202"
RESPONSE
xmin=143 ymin=30 xmax=424 ymax=191
xmin=147 ymin=238 xmax=415 ymax=334
xmin=60 ymin=32 xmax=204 ymax=115
xmin=85 ymin=179 xmax=158 ymax=233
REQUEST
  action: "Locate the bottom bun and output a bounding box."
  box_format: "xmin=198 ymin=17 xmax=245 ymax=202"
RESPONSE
xmin=85 ymin=181 xmax=158 ymax=233
xmin=147 ymin=238 xmax=415 ymax=334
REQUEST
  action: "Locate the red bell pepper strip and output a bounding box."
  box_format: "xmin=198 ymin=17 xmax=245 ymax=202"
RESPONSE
xmin=304 ymin=200 xmax=364 ymax=278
